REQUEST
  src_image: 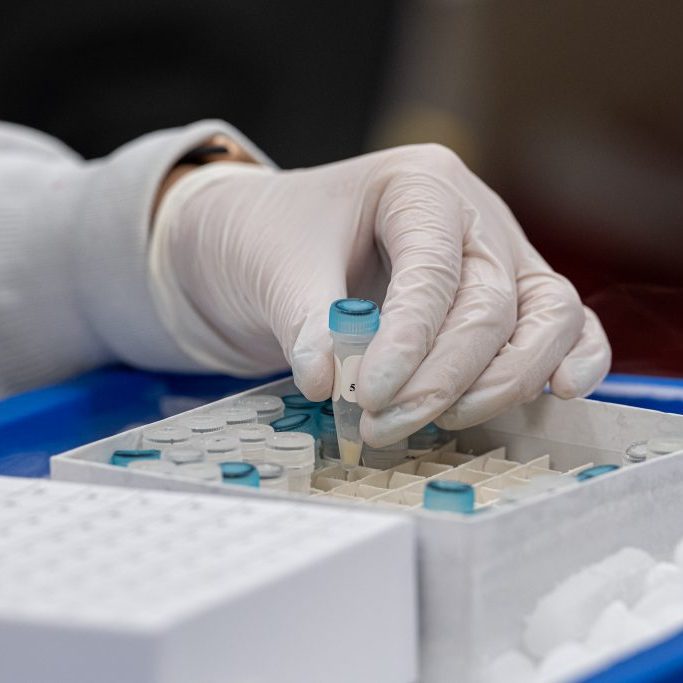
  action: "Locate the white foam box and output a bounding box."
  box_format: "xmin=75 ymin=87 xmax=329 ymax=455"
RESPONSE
xmin=51 ymin=377 xmax=683 ymax=683
xmin=0 ymin=476 xmax=417 ymax=683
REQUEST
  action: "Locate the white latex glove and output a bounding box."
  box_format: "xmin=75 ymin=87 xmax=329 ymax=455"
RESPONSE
xmin=150 ymin=144 xmax=611 ymax=446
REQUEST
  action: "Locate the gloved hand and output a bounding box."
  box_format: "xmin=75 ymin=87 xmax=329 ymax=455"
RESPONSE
xmin=150 ymin=143 xmax=611 ymax=446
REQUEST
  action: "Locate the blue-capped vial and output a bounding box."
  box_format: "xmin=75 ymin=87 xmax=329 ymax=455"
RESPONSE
xmin=576 ymin=464 xmax=620 ymax=481
xmin=163 ymin=446 xmax=205 ymax=465
xmin=362 ymin=439 xmax=409 ymax=470
xmin=221 ymin=461 xmax=260 ymax=488
xmin=319 ymin=403 xmax=340 ymax=464
xmin=271 ymin=414 xmax=318 ymax=439
xmin=408 ymin=423 xmax=442 ymax=453
xmin=423 ymin=480 xmax=475 ymax=514
xmin=111 ymin=449 xmax=161 ymax=467
xmin=283 ymin=394 xmax=325 ymax=429
xmin=328 ymin=299 xmax=380 ymax=470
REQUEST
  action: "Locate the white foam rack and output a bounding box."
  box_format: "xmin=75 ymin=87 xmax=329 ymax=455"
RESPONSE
xmin=0 ymin=476 xmax=416 ymax=683
xmin=51 ymin=378 xmax=683 ymax=683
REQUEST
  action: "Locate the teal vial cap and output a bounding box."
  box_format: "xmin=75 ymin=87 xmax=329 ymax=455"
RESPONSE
xmin=220 ymin=461 xmax=260 ymax=488
xmin=424 ymin=480 xmax=475 ymax=514
xmin=576 ymin=464 xmax=620 ymax=481
xmin=329 ymin=299 xmax=380 ymax=335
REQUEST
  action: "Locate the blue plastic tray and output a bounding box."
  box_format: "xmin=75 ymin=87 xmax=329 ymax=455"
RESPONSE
xmin=0 ymin=365 xmax=286 ymax=477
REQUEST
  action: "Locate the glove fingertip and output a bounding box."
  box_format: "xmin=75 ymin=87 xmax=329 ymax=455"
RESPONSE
xmin=550 ymin=357 xmax=609 ymax=400
xmin=292 ymin=352 xmax=334 ymax=402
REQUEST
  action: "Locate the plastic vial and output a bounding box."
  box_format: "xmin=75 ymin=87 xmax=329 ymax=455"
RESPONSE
xmin=256 ymin=462 xmax=289 ymax=491
xmin=181 ymin=414 xmax=226 ymax=437
xmin=423 ymin=480 xmax=475 ymax=514
xmin=318 ymin=403 xmax=340 ymax=465
xmin=210 ymin=406 xmax=258 ymax=428
xmin=236 ymin=423 xmax=275 ymax=464
xmin=575 ymin=464 xmax=620 ymax=481
xmin=221 ymin=462 xmax=260 ymax=488
xmin=127 ymin=460 xmax=178 ymax=475
xmin=265 ymin=432 xmax=316 ymax=494
xmin=328 ymin=298 xmax=380 ymax=470
xmin=282 ymin=394 xmax=324 ymax=433
xmin=178 ymin=463 xmax=223 ymax=482
xmin=408 ymin=423 xmax=442 ymax=455
xmin=271 ymin=414 xmax=318 ymax=439
xmin=647 ymin=435 xmax=683 ymax=458
xmin=202 ymin=434 xmax=242 ymax=463
xmin=142 ymin=425 xmax=192 ymax=450
xmin=624 ymin=441 xmax=648 ymax=466
xmin=163 ymin=446 xmax=205 ymax=465
xmin=110 ymin=449 xmax=161 ymax=467
xmin=362 ymin=439 xmax=409 ymax=470
xmin=235 ymin=395 xmax=285 ymax=424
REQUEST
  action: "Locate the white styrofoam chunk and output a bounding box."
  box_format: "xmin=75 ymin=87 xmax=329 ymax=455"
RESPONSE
xmin=633 ymin=582 xmax=683 ymax=620
xmin=0 ymin=477 xmax=417 ymax=683
xmin=535 ymin=641 xmax=605 ymax=683
xmin=484 ymin=649 xmax=535 ymax=683
xmin=524 ymin=548 xmax=654 ymax=658
xmin=640 ymin=605 xmax=683 ymax=637
xmin=644 ymin=562 xmax=683 ymax=592
xmin=673 ymin=537 xmax=683 ymax=568
xmin=585 ymin=601 xmax=657 ymax=655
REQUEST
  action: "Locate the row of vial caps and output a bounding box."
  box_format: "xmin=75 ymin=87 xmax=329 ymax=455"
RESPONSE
xmin=111 ymin=394 xmax=683 ymax=515
xmin=111 ymin=394 xmax=451 ymax=497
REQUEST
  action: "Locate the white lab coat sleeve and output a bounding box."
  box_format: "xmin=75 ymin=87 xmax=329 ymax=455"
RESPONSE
xmin=0 ymin=120 xmax=273 ymax=397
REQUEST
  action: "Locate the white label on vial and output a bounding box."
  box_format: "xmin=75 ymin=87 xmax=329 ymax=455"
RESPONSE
xmin=332 ymin=354 xmax=343 ymax=402
xmin=340 ymin=355 xmax=363 ymax=403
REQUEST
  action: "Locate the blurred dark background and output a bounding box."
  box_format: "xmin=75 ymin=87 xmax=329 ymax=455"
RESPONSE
xmin=1 ymin=0 xmax=681 ymax=375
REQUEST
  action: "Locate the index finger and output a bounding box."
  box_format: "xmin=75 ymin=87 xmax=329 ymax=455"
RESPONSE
xmin=356 ymin=152 xmax=465 ymax=411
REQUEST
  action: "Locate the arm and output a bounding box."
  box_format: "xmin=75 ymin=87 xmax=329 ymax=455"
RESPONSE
xmin=0 ymin=120 xmax=271 ymax=396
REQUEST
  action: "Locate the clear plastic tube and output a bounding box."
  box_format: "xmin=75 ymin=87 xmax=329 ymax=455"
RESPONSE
xmin=265 ymin=432 xmax=315 ymax=493
xmin=256 ymin=462 xmax=289 ymax=491
xmin=142 ymin=425 xmax=192 ymax=450
xmin=624 ymin=441 xmax=648 ymax=465
xmin=235 ymin=424 xmax=275 ymax=464
xmin=202 ymin=434 xmax=242 ymax=463
xmin=177 ymin=463 xmax=223 ymax=482
xmin=127 ymin=460 xmax=178 ymax=475
xmin=162 ymin=446 xmax=205 ymax=465
xmin=209 ymin=407 xmax=258 ymax=428
xmin=647 ymin=435 xmax=683 ymax=458
xmin=181 ymin=414 xmax=226 ymax=437
xmin=235 ymin=395 xmax=285 ymax=424
xmin=328 ymin=299 xmax=380 ymax=470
